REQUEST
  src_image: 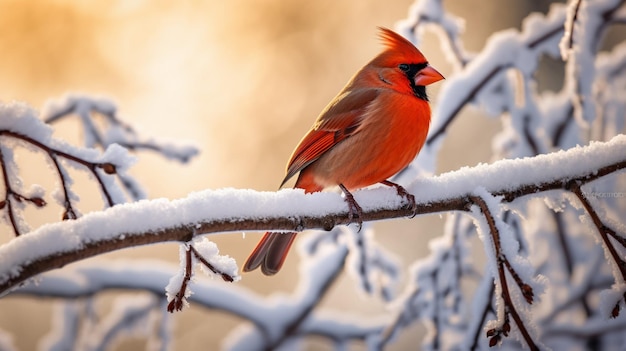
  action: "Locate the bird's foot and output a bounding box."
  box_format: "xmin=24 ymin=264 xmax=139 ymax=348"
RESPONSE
xmin=381 ymin=180 xmax=417 ymax=218
xmin=339 ymin=184 xmax=364 ymax=231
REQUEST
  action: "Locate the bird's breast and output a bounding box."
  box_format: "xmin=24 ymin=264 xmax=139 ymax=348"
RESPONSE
xmin=307 ymin=91 xmax=431 ymax=190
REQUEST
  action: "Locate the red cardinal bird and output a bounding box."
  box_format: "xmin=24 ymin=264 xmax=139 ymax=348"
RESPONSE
xmin=244 ymin=27 xmax=444 ymax=275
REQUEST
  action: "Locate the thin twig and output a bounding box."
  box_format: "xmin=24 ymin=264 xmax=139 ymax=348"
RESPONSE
xmin=0 ymin=130 xmax=116 ymax=208
xmin=167 ymin=246 xmax=193 ymax=312
xmin=470 ymin=195 xmax=538 ymax=350
xmin=566 ymin=0 xmax=583 ymax=52
xmin=0 ymin=146 xmax=20 ymax=236
xmin=49 ymin=154 xmax=77 ymax=220
xmin=569 ymin=181 xmax=626 ymax=282
xmin=189 ymin=245 xmax=235 ymax=282
xmin=469 ymin=281 xmax=496 ymax=351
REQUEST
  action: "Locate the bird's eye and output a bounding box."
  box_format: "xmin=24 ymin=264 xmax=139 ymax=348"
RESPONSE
xmin=399 ymin=64 xmax=410 ymax=72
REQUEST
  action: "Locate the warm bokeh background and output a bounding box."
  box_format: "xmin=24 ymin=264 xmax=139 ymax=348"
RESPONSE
xmin=0 ymin=0 xmax=557 ymax=350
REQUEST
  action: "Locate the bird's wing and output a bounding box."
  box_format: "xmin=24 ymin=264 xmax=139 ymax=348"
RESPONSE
xmin=280 ymin=88 xmax=379 ymax=187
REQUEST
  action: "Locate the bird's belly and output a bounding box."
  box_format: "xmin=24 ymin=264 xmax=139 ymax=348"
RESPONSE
xmin=309 ymin=109 xmax=429 ymax=190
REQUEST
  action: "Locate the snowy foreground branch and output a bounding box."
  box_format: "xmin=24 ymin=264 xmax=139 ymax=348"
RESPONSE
xmin=1 ymin=135 xmax=624 ymax=296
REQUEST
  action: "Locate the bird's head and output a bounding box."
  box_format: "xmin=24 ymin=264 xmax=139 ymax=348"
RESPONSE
xmin=371 ymin=27 xmax=444 ymax=100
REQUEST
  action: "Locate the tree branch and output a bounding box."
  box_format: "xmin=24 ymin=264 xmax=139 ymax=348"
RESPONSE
xmin=470 ymin=195 xmax=537 ymax=350
xmin=0 ymin=136 xmax=625 ymax=296
xmin=425 ymin=5 xmax=567 ymax=147
xmin=43 ymin=95 xmax=199 ymax=164
xmin=570 ymin=181 xmax=626 ymax=283
xmin=0 ymin=130 xmax=118 ymax=206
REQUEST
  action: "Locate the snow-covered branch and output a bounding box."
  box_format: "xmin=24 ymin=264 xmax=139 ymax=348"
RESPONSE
xmin=43 ymin=95 xmax=199 ymax=164
xmin=0 ymin=103 xmax=135 ymax=235
xmin=13 ymin=238 xmax=384 ymax=351
xmin=470 ymin=192 xmax=537 ymax=350
xmin=0 ymin=97 xmax=199 ymax=237
xmin=1 ymin=135 xmax=624 ymax=297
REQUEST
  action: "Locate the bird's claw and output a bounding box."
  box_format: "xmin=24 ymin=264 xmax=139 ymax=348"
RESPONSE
xmin=347 ymin=196 xmax=364 ymax=231
xmin=339 ymin=184 xmax=364 ymax=231
xmin=404 ymin=192 xmax=417 ymax=218
xmin=382 ymin=180 xmax=417 ymax=218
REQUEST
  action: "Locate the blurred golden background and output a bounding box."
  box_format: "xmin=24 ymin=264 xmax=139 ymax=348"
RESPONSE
xmin=0 ymin=0 xmax=555 ymax=350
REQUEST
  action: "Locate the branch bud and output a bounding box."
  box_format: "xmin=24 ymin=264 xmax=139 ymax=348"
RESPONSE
xmin=521 ymin=283 xmax=534 ymax=304
xmin=100 ymin=163 xmax=117 ymax=174
xmin=611 ymin=303 xmax=620 ymax=318
xmin=63 ymin=209 xmax=77 ymax=220
xmin=31 ymin=197 xmax=46 ymax=207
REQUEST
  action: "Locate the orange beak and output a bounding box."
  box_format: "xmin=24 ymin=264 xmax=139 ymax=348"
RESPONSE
xmin=414 ymin=65 xmax=445 ymax=86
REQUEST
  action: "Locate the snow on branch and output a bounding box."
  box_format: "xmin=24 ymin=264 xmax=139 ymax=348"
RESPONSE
xmin=1 ymin=135 xmax=624 ymax=297
xmin=401 ymin=0 xmax=626 ymax=174
xmin=0 ymin=102 xmax=136 ymax=234
xmin=13 ymin=235 xmax=387 ymax=350
xmin=469 ymin=191 xmax=538 ymax=350
xmin=411 ymin=2 xmax=567 ymax=149
xmin=43 ymin=94 xmax=199 ymax=164
xmin=0 ymin=97 xmax=199 ymax=236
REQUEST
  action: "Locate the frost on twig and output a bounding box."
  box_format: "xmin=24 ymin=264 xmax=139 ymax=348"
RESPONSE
xmin=43 ymin=95 xmax=199 ymax=164
xmin=14 ymin=262 xmax=181 ymax=350
xmin=0 ymin=96 xmax=199 ymax=236
xmin=166 ymin=238 xmax=239 ymax=313
xmin=0 ymin=102 xmax=133 ymax=235
xmin=469 ymin=191 xmax=538 ymax=350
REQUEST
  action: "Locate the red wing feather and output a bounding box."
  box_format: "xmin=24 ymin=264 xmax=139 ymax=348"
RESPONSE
xmin=281 ymin=130 xmax=335 ymax=186
xmin=280 ymin=89 xmax=379 ymax=187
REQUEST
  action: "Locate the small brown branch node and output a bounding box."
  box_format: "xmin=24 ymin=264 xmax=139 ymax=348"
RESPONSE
xmin=322 ymin=217 xmax=335 ymax=232
xmin=99 ymin=163 xmax=117 ymax=175
xmin=292 ymin=216 xmax=305 ymax=232
xmin=486 ymin=315 xmax=511 ymax=347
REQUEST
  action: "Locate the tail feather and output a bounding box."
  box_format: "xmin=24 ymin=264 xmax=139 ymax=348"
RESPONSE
xmin=244 ymin=170 xmax=321 ymax=275
xmin=243 ymin=232 xmax=297 ymax=275
xmin=242 ymin=232 xmax=274 ymax=272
